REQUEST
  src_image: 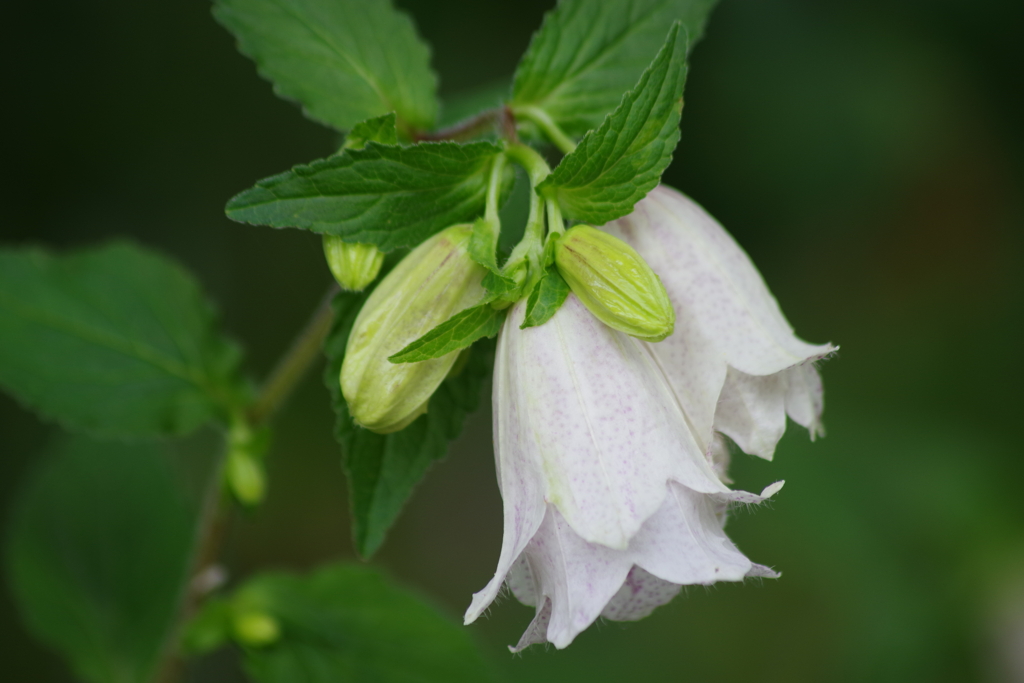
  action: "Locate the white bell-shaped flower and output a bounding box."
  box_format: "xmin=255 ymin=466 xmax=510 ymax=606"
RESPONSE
xmin=601 ymin=186 xmax=836 ymax=459
xmin=465 ymin=295 xmax=781 ymax=649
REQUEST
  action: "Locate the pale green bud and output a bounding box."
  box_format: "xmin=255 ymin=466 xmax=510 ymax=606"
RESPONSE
xmin=323 ymin=235 xmax=385 ymax=291
xmin=225 ymin=420 xmax=267 ymax=506
xmin=226 ymin=446 xmax=266 ymax=506
xmin=341 ymin=224 xmax=486 ymax=433
xmin=554 ymin=225 xmax=675 ymax=342
xmin=232 ymin=610 xmax=280 ymax=648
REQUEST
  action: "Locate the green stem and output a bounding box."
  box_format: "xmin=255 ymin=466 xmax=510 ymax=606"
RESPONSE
xmin=247 ymin=285 xmax=339 ymax=426
xmin=513 ymin=105 xmax=577 ymax=155
xmin=546 ymin=198 xmax=565 ymax=235
xmin=484 ymin=152 xmax=506 ymax=225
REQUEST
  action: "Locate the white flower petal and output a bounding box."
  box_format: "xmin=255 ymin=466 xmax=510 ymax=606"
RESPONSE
xmin=600 ymin=566 xmax=681 ymax=621
xmin=714 ymin=367 xmax=788 ymax=460
xmin=603 ymin=186 xmax=835 ymax=378
xmin=784 ymin=361 xmax=826 ymax=439
xmin=502 ymin=295 xmax=729 ymax=550
xmin=464 ymin=313 xmax=547 ymax=625
xmin=503 ymin=481 xmax=783 ymax=649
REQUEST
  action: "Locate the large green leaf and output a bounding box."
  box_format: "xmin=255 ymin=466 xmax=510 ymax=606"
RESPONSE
xmin=0 ymin=243 xmax=242 ymax=437
xmin=6 ymin=436 xmax=197 ymax=683
xmin=323 ymin=289 xmax=492 ymax=558
xmin=538 ymin=24 xmax=688 ymax=225
xmin=226 ymin=141 xmax=511 ymax=253
xmin=236 ymin=564 xmax=497 ymax=682
xmin=511 ymin=0 xmax=715 ymax=138
xmin=213 ymin=0 xmax=438 ymax=135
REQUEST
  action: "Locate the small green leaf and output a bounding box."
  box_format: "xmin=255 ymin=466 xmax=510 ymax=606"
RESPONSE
xmin=521 ymin=266 xmax=571 ymax=329
xmin=0 ymin=243 xmax=243 ymax=437
xmin=538 ymin=23 xmax=688 ymax=225
xmin=389 ymin=304 xmax=505 ymax=364
xmin=511 ymin=0 xmax=714 ymax=139
xmin=323 ymin=289 xmax=492 ymax=558
xmin=6 ymin=436 xmax=197 ymax=683
xmin=235 ymin=564 xmax=497 ymax=683
xmin=344 ymin=112 xmax=398 ymax=149
xmin=469 ymin=216 xmax=501 ymax=274
xmin=226 ymin=141 xmax=512 ymax=253
xmin=213 ymin=0 xmax=438 ymax=135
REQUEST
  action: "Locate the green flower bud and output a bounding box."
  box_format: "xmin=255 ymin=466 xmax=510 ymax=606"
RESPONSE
xmin=323 ymin=235 xmax=384 ymax=291
xmin=554 ymin=225 xmax=675 ymax=342
xmin=342 ymin=224 xmax=486 ymax=433
xmin=232 ymin=610 xmax=281 ymax=648
xmin=226 ymin=446 xmax=266 ymax=506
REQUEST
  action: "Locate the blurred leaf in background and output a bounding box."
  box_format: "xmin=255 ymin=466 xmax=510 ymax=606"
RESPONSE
xmin=5 ymin=436 xmax=197 ymax=683
xmin=231 ymin=563 xmax=498 ymax=682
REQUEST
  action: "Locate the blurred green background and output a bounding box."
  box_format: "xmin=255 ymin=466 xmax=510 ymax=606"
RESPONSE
xmin=2 ymin=0 xmax=1022 ymax=681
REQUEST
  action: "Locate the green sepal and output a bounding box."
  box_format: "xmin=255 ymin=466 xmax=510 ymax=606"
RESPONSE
xmin=468 ymin=216 xmax=501 ymax=274
xmin=521 ymin=266 xmax=571 ymax=329
xmin=538 ymin=23 xmax=688 ymax=225
xmin=389 ymin=304 xmax=506 ymax=364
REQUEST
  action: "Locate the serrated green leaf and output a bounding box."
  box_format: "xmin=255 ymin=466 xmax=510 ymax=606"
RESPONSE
xmin=511 ymin=0 xmax=714 ymax=139
xmin=344 ymin=112 xmax=398 ymax=149
xmin=509 ymin=0 xmax=712 ymax=139
xmin=0 ymin=243 xmax=243 ymax=437
xmin=213 ymin=0 xmax=438 ymax=135
xmin=226 ymin=141 xmax=512 ymax=252
xmin=538 ymin=23 xmax=688 ymax=225
xmin=323 ymin=289 xmax=492 ymax=558
xmin=235 ymin=564 xmax=497 ymax=683
xmin=521 ymin=265 xmax=571 ymax=328
xmin=6 ymin=436 xmax=196 ymax=683
xmin=389 ymin=304 xmax=505 ymax=364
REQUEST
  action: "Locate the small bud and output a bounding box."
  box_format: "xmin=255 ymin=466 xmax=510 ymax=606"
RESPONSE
xmin=232 ymin=610 xmax=281 ymax=648
xmin=342 ymin=224 xmax=486 ymax=433
xmin=554 ymin=225 xmax=675 ymax=342
xmin=226 ymin=447 xmax=266 ymax=506
xmin=323 ymin=236 xmax=384 ymax=291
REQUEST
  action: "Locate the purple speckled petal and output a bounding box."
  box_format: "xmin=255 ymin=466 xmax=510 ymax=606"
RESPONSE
xmin=519 ymin=505 xmax=635 ymax=649
xmin=600 ymin=566 xmax=682 ymax=622
xmin=504 ymin=296 xmax=729 ymax=550
xmin=505 ymin=481 xmax=782 ymax=649
xmin=511 ymin=598 xmax=552 ymax=653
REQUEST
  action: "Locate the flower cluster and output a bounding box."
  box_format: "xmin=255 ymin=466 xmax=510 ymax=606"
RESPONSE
xmin=337 ymin=179 xmax=834 ymax=649
xmin=464 ymin=186 xmax=834 ymax=648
